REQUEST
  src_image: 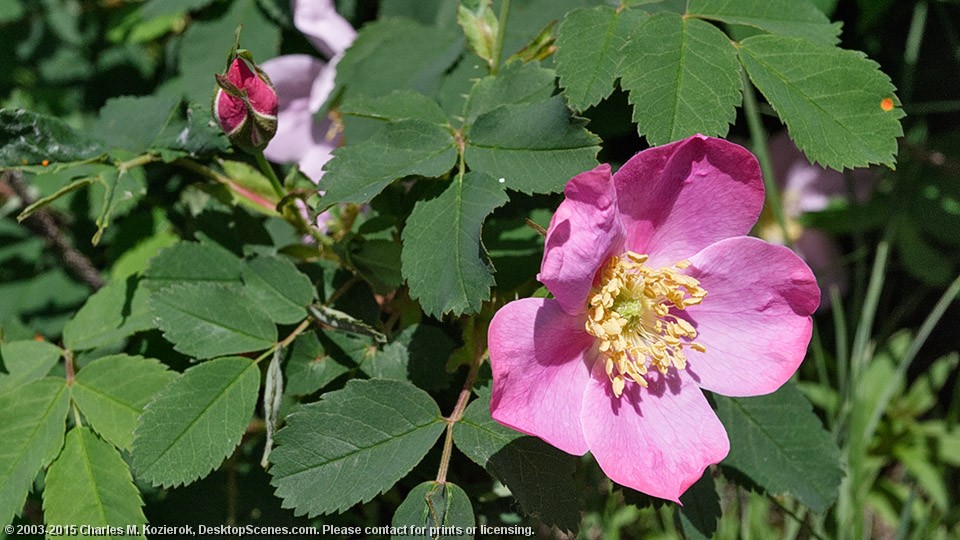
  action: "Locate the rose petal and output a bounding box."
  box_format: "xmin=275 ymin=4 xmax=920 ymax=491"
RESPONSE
xmin=489 ymin=298 xmax=595 ymax=455
xmin=227 ymin=58 xmax=277 ymax=117
xmin=293 ymin=0 xmax=357 ymax=58
xmin=581 ymin=369 xmax=729 ymax=502
xmin=261 ymin=55 xmax=327 ymax=164
xmin=539 ymin=164 xmax=625 ymax=315
xmin=682 ymin=237 xmax=819 ymax=396
xmin=614 ymin=135 xmax=764 ymax=268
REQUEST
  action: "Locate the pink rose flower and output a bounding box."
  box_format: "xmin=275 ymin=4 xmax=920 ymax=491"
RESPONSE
xmin=213 ymin=57 xmax=279 ymax=152
xmin=260 ymin=0 xmax=356 ymax=182
xmin=488 ymin=135 xmax=821 ymax=502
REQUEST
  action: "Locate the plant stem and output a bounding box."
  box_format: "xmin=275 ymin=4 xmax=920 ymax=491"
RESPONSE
xmin=741 ymin=68 xmax=790 ymax=246
xmin=254 ymin=317 xmax=314 ymax=364
xmin=436 ymin=356 xmax=483 ymax=485
xmin=253 ymin=151 xmax=286 ymax=198
xmin=490 ymin=0 xmax=511 ymax=75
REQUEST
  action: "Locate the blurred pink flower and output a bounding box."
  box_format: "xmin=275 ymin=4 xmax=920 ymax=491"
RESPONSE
xmin=261 ymin=0 xmax=355 ymax=182
xmin=488 ymin=135 xmax=820 ymax=502
xmin=765 ymin=132 xmax=875 ymax=308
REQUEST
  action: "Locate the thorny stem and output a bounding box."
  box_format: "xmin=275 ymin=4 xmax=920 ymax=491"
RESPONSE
xmin=490 ymin=0 xmax=511 ymax=75
xmin=436 ymin=353 xmax=484 ymax=485
xmin=254 ymin=317 xmax=314 ymax=364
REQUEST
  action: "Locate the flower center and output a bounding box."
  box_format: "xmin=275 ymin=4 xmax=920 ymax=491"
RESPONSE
xmin=584 ymin=251 xmax=707 ymax=397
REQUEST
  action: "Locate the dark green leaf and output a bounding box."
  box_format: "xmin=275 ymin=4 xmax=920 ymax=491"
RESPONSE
xmin=401 ymin=171 xmax=509 ymax=317
xmin=896 ymin=219 xmax=953 ymax=286
xmin=0 ymin=340 xmax=61 ymax=395
xmin=340 ymin=90 xmax=449 ymax=125
xmin=339 ymin=237 xmax=403 ymax=294
xmin=619 ymin=12 xmax=741 ymax=145
xmin=714 ymin=381 xmax=842 ymax=512
xmin=16 ymin=177 xmax=95 ymax=222
xmin=62 ymin=276 xmax=153 ymax=351
xmin=391 ymin=481 xmax=474 ymax=539
xmin=739 ymin=35 xmax=904 ymax=170
xmin=150 ymin=282 xmax=277 ymax=359
xmin=463 ymin=62 xmax=557 ymax=123
xmin=143 ymin=241 xmax=243 ymax=291
xmin=687 ymin=0 xmax=841 ymax=45
xmin=453 ymin=388 xmax=581 ymax=532
xmin=241 ymin=256 xmax=315 ymax=324
xmin=320 ymin=120 xmax=458 ymax=205
xmin=140 ymin=0 xmax=217 ymax=19
xmin=283 ymin=332 xmax=351 ymax=397
xmin=465 ymin=97 xmax=600 ymax=194
xmin=72 ymin=355 xmax=177 ymax=450
xmin=0 ymin=378 xmax=69 ymax=526
xmin=43 ymin=428 xmax=147 ymax=539
xmin=132 ymin=357 xmax=260 ymax=487
xmin=270 ymin=379 xmax=445 ymax=516
xmin=0 ymin=109 xmax=104 ymax=167
xmin=677 ymin=472 xmax=720 ymax=540
xmin=93 ymin=95 xmax=180 ymax=153
xmin=359 ymin=325 xmax=455 ymax=391
xmin=555 ymin=6 xmax=643 ymax=111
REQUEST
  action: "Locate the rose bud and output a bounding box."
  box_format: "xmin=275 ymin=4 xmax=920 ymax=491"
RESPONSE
xmin=213 ymin=54 xmax=279 ymax=153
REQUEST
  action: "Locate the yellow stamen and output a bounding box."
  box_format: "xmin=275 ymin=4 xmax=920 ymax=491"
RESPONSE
xmin=584 ymin=251 xmax=708 ymax=397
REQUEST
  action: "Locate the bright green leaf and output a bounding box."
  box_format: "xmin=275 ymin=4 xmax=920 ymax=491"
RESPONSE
xmin=555 ymin=6 xmax=644 ymax=111
xmin=0 ymin=109 xmax=104 ymax=167
xmin=0 ymin=378 xmax=69 ymax=526
xmin=43 ymin=427 xmax=147 ymax=539
xmin=391 ymin=481 xmax=474 ymax=539
xmin=453 ymin=388 xmax=581 ymax=532
xmin=401 ymin=171 xmax=509 ymax=317
xmin=463 ymin=62 xmax=557 ymax=123
xmin=739 ymin=34 xmax=904 ymax=170
xmin=0 ymin=340 xmax=61 ymax=395
xmin=62 ymin=276 xmax=153 ymax=351
xmin=465 ymin=97 xmax=600 ymax=194
xmin=150 ymin=282 xmax=277 ymax=359
xmin=270 ymin=379 xmax=445 ymax=516
xmin=93 ymin=95 xmax=180 ymax=153
xmin=457 ymin=2 xmax=498 ymax=69
xmin=688 ymin=0 xmax=841 ymax=45
xmin=72 ymin=355 xmax=177 ymax=450
xmin=142 ymin=241 xmax=243 ymax=291
xmin=320 ymin=120 xmax=458 ymax=205
xmin=619 ymin=12 xmax=741 ymax=145
xmin=132 ymin=357 xmax=260 ymax=487
xmin=715 ymin=381 xmax=843 ymax=512
xmin=241 ymin=256 xmax=315 ymax=325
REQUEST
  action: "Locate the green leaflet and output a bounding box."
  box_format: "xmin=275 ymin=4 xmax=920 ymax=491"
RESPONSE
xmin=62 ymin=276 xmax=153 ymax=351
xmin=142 ymin=241 xmax=243 ymax=291
xmin=0 ymin=109 xmax=104 ymax=167
xmin=240 ymin=256 xmax=315 ymax=325
xmin=43 ymin=428 xmax=147 ymax=539
xmin=714 ymin=381 xmax=843 ymax=513
xmin=71 ymin=354 xmax=177 ymax=450
xmin=0 ymin=378 xmax=69 ymax=526
xmin=270 ymin=379 xmax=445 ymax=516
xmin=687 ymin=0 xmax=841 ymax=45
xmin=131 ymin=357 xmax=260 ymax=487
xmin=739 ymin=34 xmax=904 ymax=170
xmin=92 ymin=94 xmax=180 ymax=154
xmin=619 ymin=12 xmax=742 ymax=145
xmin=0 ymin=340 xmax=61 ymax=395
xmin=391 ymin=482 xmax=474 ymax=539
xmin=400 ymin=171 xmax=509 ymax=317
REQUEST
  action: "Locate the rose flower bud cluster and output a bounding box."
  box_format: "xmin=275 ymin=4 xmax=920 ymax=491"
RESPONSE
xmin=212 ymin=51 xmax=279 ymax=153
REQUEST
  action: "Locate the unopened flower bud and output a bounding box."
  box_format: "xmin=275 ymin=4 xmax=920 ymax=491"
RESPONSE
xmin=213 ymin=56 xmax=279 ymax=153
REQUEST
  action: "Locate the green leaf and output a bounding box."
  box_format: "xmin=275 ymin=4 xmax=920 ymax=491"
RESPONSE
xmin=93 ymin=165 xmax=148 ymax=245
xmin=453 ymin=388 xmax=581 ymax=532
xmin=0 ymin=0 xmax=23 ymax=23
xmin=93 ymin=95 xmax=180 ymax=153
xmin=0 ymin=340 xmax=61 ymax=395
xmin=16 ymin=177 xmax=95 ymax=222
xmin=340 ymin=90 xmax=449 ymax=125
xmin=43 ymin=428 xmax=147 ymax=539
xmin=555 ymin=6 xmax=643 ymax=112
xmin=392 ymin=481 xmax=475 ymax=539
xmin=270 ymin=379 xmax=445 ymax=516
xmin=309 ymin=304 xmax=387 ymax=343
xmin=241 ymin=256 xmax=315 ymax=325
xmin=338 ymin=237 xmax=403 ymax=294
xmin=0 ymin=109 xmax=104 ymax=167
xmin=739 ymin=35 xmax=904 ymax=170
xmin=457 ymin=2 xmax=498 ymax=69
xmin=283 ymin=332 xmax=351 ymax=397
xmin=463 ymin=62 xmax=557 ymax=123
xmin=465 ymin=97 xmax=600 ymax=194
xmin=140 ymin=0 xmax=217 ymax=19
xmin=895 ymin=220 xmax=953 ymax=286
xmin=714 ymin=381 xmax=843 ymax=512
xmin=176 ymin=0 xmax=280 ymax=104
xmin=677 ymin=472 xmax=720 ymax=540
xmin=359 ymin=325 xmax=455 ymax=391
xmin=62 ymin=276 xmax=153 ymax=351
xmin=619 ymin=12 xmax=741 ymax=145
xmin=687 ymin=0 xmax=841 ymax=45
xmin=72 ymin=355 xmax=177 ymax=450
xmin=0 ymin=378 xmax=69 ymax=526
xmin=335 ymin=18 xmax=463 ymax=102
xmin=401 ymin=171 xmax=509 ymax=317
xmin=132 ymin=357 xmax=260 ymax=487
xmin=143 ymin=241 xmax=243 ymax=291
xmin=150 ymin=282 xmax=277 ymax=359
xmin=320 ymin=120 xmax=458 ymax=205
